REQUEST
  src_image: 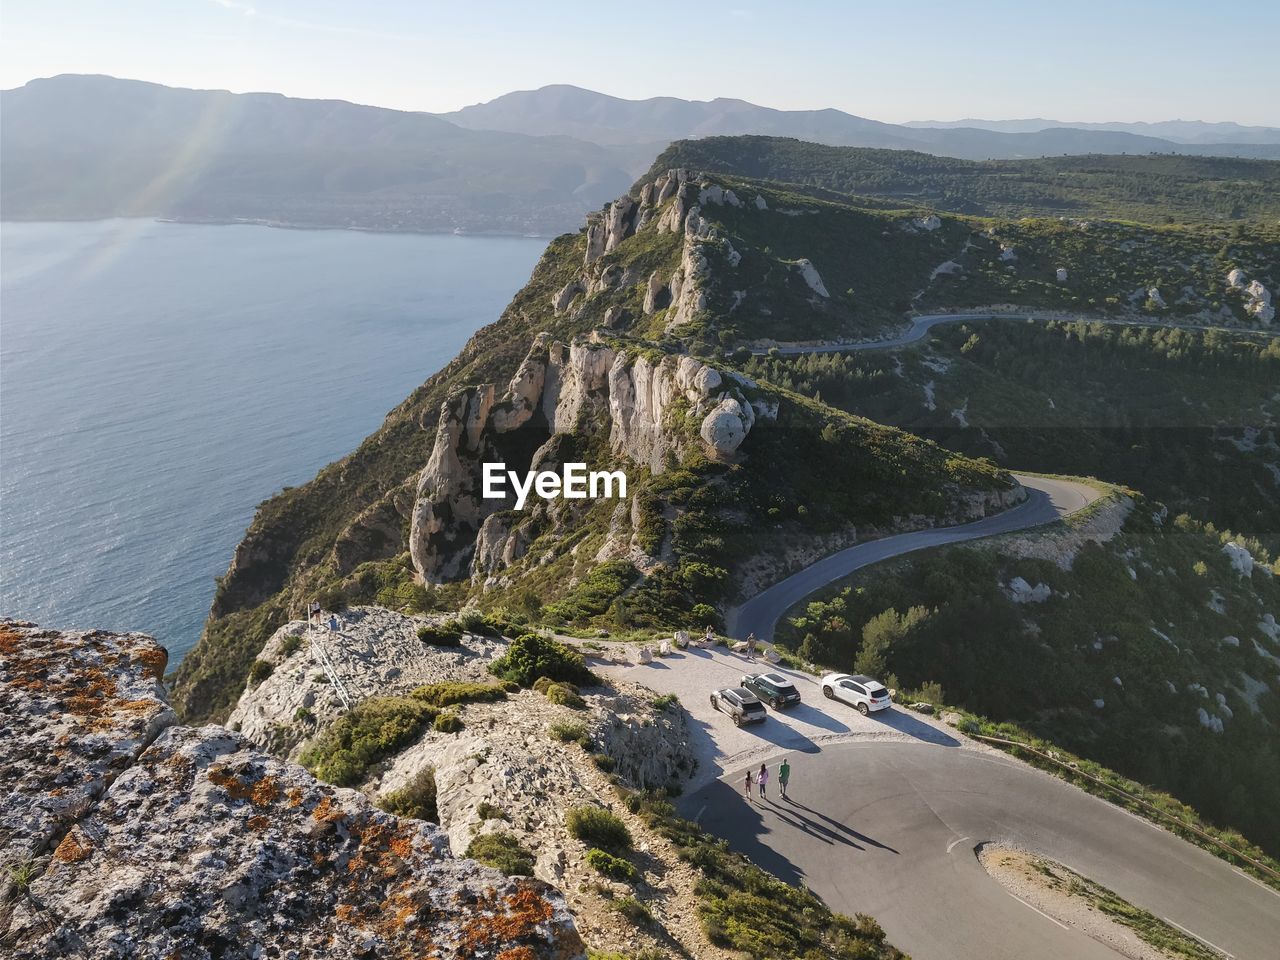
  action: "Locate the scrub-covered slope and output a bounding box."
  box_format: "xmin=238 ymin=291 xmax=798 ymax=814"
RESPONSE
xmin=174 ymin=166 xmax=1018 ymax=721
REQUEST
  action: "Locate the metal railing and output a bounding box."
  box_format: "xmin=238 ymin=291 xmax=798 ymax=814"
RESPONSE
xmin=308 ymin=623 xmax=353 ymax=712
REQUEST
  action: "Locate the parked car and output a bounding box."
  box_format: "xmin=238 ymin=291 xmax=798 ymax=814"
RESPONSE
xmin=741 ymin=672 xmax=802 ymax=709
xmin=820 ymin=673 xmax=892 ymax=715
xmin=710 ymin=687 xmax=768 ymax=726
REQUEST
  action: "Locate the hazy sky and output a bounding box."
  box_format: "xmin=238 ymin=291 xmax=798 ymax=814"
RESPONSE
xmin=3 ymin=0 xmax=1277 ymax=125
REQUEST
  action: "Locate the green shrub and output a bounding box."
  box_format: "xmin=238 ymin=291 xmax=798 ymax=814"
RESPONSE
xmin=458 ymin=607 xmax=492 ymax=634
xmin=567 ymin=805 xmax=632 ymax=854
xmin=532 ymin=675 xmax=557 ymax=695
xmin=477 ymin=801 xmax=508 ymax=821
xmin=315 ymin=584 xmax=346 ymax=611
xmin=299 ymin=696 xmax=436 ymax=786
xmin=546 ymin=683 xmax=586 ymax=709
xmin=489 ymin=632 xmax=595 ymax=688
xmin=586 ymin=847 xmax=637 ymax=881
xmin=592 ymin=753 xmax=617 ymax=773
xmin=690 ymin=603 xmax=718 ymax=626
xmin=549 ymin=720 xmax=589 ymax=745
xmin=499 ymin=679 xmax=521 ymax=693
xmin=247 ymin=660 xmax=274 ymax=688
xmin=433 ymin=712 xmax=463 ymax=733
xmin=465 ymin=831 xmax=535 ymax=876
xmin=609 ymin=896 xmax=651 ymax=925
xmin=378 ymin=767 xmax=437 ymax=822
xmin=293 ymin=706 xmax=314 ymax=723
xmin=416 ymin=620 xmax=463 ymax=646
xmin=412 ymin=681 xmax=507 ymax=708
xmin=279 ymin=634 xmax=303 ymax=657
xmin=652 ymin=693 xmax=679 ymax=711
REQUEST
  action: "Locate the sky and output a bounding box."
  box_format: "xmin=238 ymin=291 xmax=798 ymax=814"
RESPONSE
xmin=2 ymin=0 xmax=1277 ymax=125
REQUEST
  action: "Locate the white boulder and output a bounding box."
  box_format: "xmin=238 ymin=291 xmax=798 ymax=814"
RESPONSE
xmin=1223 ymin=541 xmax=1254 ymax=576
xmin=1056 ymin=267 xmax=1069 ymax=282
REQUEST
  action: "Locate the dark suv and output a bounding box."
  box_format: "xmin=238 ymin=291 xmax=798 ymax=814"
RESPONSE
xmin=741 ymin=672 xmax=802 ymax=709
xmin=710 ymin=687 xmax=768 ymax=726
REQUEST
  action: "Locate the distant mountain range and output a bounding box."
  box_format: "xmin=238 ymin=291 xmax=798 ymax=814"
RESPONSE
xmin=903 ymin=117 xmax=1280 ymax=144
xmin=442 ymin=84 xmax=1280 ymax=160
xmin=3 ymin=76 xmax=1278 ymax=234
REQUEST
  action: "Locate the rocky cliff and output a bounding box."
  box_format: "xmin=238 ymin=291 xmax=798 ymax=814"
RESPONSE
xmin=409 ymin=331 xmax=776 ymax=584
xmin=0 ymin=619 xmax=583 ymax=959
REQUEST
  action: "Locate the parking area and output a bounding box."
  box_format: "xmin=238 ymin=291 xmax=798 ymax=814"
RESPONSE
xmin=595 ymin=644 xmax=961 ymax=790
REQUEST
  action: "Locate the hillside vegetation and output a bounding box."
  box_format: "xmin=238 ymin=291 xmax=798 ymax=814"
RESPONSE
xmin=745 ymin=321 xmax=1280 ymax=550
xmin=650 ymin=137 xmax=1280 ymax=222
xmin=778 ymin=504 xmax=1280 ymax=856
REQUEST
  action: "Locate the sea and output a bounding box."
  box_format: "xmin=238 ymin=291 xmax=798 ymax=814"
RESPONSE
xmin=0 ymin=219 xmax=546 ymax=663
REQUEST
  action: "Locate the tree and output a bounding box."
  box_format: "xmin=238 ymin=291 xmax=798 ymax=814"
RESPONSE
xmin=855 ymin=606 xmax=930 ymax=677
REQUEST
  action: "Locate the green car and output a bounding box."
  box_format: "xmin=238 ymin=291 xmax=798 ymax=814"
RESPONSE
xmin=741 ymin=672 xmax=802 ymax=709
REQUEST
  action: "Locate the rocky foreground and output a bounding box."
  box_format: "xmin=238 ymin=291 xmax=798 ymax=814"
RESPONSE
xmin=0 ymin=618 xmax=583 ymax=959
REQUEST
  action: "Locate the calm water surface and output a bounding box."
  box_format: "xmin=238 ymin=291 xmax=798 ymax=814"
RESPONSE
xmin=1 ymin=219 xmax=545 ymax=662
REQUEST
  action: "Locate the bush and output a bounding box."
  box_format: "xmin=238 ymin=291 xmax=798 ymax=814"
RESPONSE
xmin=457 ymin=607 xmax=491 ymax=634
xmin=567 ymin=805 xmax=632 ymax=854
xmin=378 ymin=767 xmax=437 ymax=822
xmin=609 ymin=896 xmax=652 ymax=925
xmin=279 ymin=634 xmax=303 ymax=657
xmin=477 ymin=801 xmax=508 ymax=821
xmin=293 ymin=706 xmax=313 ymax=723
xmin=247 ymin=660 xmax=274 ymax=688
xmin=416 ymin=621 xmax=463 ymax=646
xmin=586 ymin=847 xmax=637 ymax=881
xmin=413 ymin=681 xmax=507 ymax=708
xmin=489 ymin=633 xmax=595 ymax=688
xmin=549 ymin=720 xmax=589 ymax=745
xmin=499 ymin=679 xmax=521 ymax=693
xmin=315 ymin=584 xmax=345 ymax=611
xmin=465 ymin=831 xmax=535 ymax=876
xmin=433 ymin=712 xmax=463 ymax=733
xmin=592 ymin=753 xmax=617 ymax=773
xmin=532 ymin=676 xmax=557 ymax=695
xmin=690 ymin=603 xmax=718 ymax=626
xmin=652 ymin=693 xmax=679 ymax=711
xmin=299 ymin=696 xmax=436 ymax=786
xmin=545 ymin=683 xmax=586 ymax=709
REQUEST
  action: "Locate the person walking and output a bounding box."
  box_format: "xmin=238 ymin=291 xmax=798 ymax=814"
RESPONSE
xmin=756 ymin=762 xmax=769 ymax=800
xmin=778 ymin=758 xmax=791 ymax=800
xmin=744 ymin=769 xmax=754 ymax=801
xmin=745 ymin=632 xmax=757 ymax=662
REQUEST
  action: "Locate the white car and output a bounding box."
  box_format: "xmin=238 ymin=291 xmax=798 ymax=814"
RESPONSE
xmin=821 ymin=673 xmax=891 ymax=715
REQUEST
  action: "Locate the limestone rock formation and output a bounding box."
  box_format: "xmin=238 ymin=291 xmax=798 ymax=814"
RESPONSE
xmin=793 ymin=258 xmax=830 ymax=297
xmin=1056 ymin=267 xmax=1069 ymax=282
xmin=1 ymin=621 xmax=582 ymax=959
xmin=227 ymin=607 xmax=507 ymax=758
xmin=407 ymin=336 xmax=776 ymax=583
xmin=0 ymin=619 xmax=174 ymax=893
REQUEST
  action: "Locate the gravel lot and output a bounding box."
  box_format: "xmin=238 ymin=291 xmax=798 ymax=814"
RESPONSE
xmin=598 ymin=644 xmax=961 ymax=790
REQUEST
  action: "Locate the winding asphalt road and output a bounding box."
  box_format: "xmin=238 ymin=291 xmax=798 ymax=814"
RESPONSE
xmin=757 ymin=310 xmax=1275 ymax=356
xmin=728 ymin=473 xmax=1100 ymax=643
xmin=653 ymin=472 xmax=1280 ymax=959
xmin=684 ymin=741 xmax=1280 ymax=960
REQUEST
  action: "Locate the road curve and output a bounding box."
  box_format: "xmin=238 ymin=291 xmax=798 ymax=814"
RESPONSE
xmin=684 ymin=741 xmax=1280 ymax=960
xmin=757 ymin=311 xmax=1274 ymax=357
xmin=728 ymin=474 xmax=1101 ymax=643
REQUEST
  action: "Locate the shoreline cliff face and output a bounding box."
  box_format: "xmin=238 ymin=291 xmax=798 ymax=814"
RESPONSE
xmin=0 ymin=618 xmax=583 ymax=958
xmin=173 ymin=163 xmax=1029 ymax=723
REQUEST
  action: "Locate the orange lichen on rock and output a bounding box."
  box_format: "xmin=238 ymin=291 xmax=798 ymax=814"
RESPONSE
xmin=246 ymin=814 xmax=270 ymax=831
xmin=312 ymin=795 xmax=346 ymax=824
xmin=250 ymin=775 xmax=278 ymax=808
xmin=133 ymin=645 xmax=168 ymax=680
xmin=0 ymin=626 xmax=21 ymax=655
xmin=207 ymin=766 xmax=254 ymax=801
xmin=287 ymin=787 xmax=305 ymax=808
xmin=54 ymin=830 xmax=92 ymax=863
xmin=459 ymin=887 xmax=557 ymax=953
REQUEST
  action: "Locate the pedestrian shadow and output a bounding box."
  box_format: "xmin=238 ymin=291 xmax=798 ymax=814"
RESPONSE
xmin=873 ymin=709 xmax=959 ymax=746
xmin=784 ymin=799 xmax=900 ymax=854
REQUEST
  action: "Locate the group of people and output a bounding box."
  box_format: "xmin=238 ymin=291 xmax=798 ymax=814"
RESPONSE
xmin=744 ymin=757 xmax=791 ymax=801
